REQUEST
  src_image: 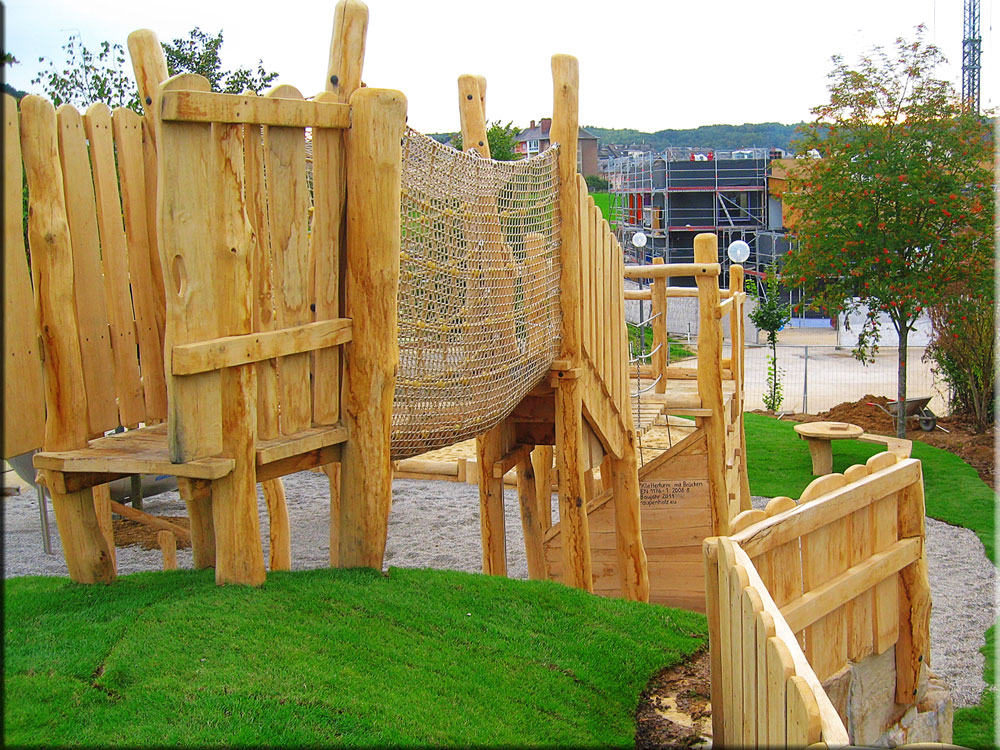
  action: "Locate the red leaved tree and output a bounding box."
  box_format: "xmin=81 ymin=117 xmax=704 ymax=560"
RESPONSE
xmin=782 ymin=28 xmax=994 ymax=437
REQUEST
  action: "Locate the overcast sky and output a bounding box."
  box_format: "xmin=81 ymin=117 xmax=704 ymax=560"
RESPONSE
xmin=4 ymin=0 xmax=995 ymax=133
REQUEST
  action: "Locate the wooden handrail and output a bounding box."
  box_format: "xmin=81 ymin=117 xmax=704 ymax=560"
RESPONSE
xmin=623 ymin=262 xmax=720 ymax=279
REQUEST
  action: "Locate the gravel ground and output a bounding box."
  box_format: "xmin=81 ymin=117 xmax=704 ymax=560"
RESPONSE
xmin=3 ymin=475 xmax=994 ymax=708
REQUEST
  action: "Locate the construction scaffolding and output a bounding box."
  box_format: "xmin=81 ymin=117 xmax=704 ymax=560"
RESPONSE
xmin=608 ymin=148 xmax=778 ymax=288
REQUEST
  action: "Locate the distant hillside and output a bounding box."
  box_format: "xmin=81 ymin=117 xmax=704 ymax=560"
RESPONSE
xmin=584 ymin=122 xmax=807 ymax=154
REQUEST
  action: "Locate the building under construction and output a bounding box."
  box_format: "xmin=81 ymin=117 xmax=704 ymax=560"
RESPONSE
xmin=607 ymin=148 xmax=790 ymax=288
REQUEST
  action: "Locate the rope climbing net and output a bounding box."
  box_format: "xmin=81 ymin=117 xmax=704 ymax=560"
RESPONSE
xmin=390 ymin=129 xmax=562 ymax=460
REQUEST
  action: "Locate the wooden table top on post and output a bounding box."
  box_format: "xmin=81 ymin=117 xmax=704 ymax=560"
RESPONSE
xmin=793 ymin=421 xmax=864 ymax=476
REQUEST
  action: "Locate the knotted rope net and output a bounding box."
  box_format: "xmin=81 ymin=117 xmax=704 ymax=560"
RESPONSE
xmin=390 ymin=130 xmax=562 ymax=460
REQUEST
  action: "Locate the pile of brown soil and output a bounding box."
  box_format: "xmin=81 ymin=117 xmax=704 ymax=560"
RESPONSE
xmin=112 ymin=516 xmax=192 ymax=550
xmin=756 ymin=395 xmax=994 ymax=489
xmin=635 ymin=650 xmax=712 ymax=748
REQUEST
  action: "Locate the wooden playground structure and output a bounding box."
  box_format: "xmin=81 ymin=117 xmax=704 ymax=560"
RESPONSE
xmin=3 ymin=1 xmax=942 ymax=744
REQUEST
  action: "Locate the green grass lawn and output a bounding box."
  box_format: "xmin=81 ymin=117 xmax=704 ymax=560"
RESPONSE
xmin=744 ymin=413 xmax=995 ymax=748
xmin=4 ymin=566 xmax=706 ymax=747
xmin=591 ymin=191 xmax=611 ymax=223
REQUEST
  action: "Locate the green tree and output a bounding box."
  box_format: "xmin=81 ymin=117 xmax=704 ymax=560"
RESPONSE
xmin=31 ymin=28 xmax=278 ymax=113
xmin=747 ymin=272 xmax=792 ymax=411
xmin=32 ymin=34 xmax=142 ymax=111
xmin=451 ymin=120 xmax=521 ymax=161
xmin=585 ymin=174 xmax=610 ymax=192
xmin=161 ymin=27 xmax=277 ymax=94
xmin=782 ymin=28 xmax=993 ymax=437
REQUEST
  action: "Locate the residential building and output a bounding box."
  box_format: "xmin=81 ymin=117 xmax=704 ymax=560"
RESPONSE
xmin=514 ymin=118 xmax=600 ymax=176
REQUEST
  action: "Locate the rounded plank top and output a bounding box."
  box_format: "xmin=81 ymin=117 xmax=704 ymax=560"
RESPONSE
xmin=793 ymin=421 xmax=863 ymax=441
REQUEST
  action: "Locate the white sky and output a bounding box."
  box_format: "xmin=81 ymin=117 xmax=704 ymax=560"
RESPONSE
xmin=4 ymin=0 xmax=996 ymax=134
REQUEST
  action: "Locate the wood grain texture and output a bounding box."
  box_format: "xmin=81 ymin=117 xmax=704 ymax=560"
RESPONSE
xmin=3 ymin=94 xmax=45 ymax=458
xmin=337 ymin=87 xmax=406 ymax=569
xmin=156 ymin=74 xmax=223 ymax=462
xmin=310 ymin=90 xmax=349 ymax=425
xmin=54 ymin=103 xmax=119 ymax=437
xmin=896 ymin=470 xmax=931 ymax=702
xmin=703 ymin=539 xmax=726 ymax=744
xmin=158 ymin=529 xmax=178 ymax=570
xmin=112 ymin=107 xmax=168 ymax=420
xmin=555 ymin=376 xmax=593 ymax=592
xmin=159 ymin=91 xmax=349 ymax=127
xmin=84 ymin=102 xmax=146 ymax=427
xmin=694 ymin=233 xmax=728 ymax=534
xmin=208 ymin=113 xmax=265 ymax=586
xmin=516 ymin=450 xmax=546 ymax=579
xmin=457 ymin=75 xmax=489 ymax=157
xmin=178 ymin=477 xmax=215 ymax=569
xmin=263 ymin=85 xmax=312 ymax=436
xmin=477 ymin=424 xmax=507 ymax=576
xmin=263 ymin=478 xmax=291 ymax=570
xmin=326 ymin=0 xmax=368 ymax=99
xmin=610 ymin=434 xmax=649 ymax=602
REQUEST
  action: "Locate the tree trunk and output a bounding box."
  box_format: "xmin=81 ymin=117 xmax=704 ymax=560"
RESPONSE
xmin=896 ymin=324 xmax=908 ymax=439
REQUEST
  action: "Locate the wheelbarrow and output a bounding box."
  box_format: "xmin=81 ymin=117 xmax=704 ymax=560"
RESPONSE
xmin=867 ymin=397 xmax=948 ymax=433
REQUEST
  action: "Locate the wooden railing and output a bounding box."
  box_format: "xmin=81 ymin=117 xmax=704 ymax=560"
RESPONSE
xmin=704 ymin=451 xmax=931 ymax=746
xmin=623 ymin=233 xmax=749 ymax=534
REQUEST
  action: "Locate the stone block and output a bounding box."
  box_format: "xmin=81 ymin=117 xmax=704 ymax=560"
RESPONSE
xmin=822 ymin=664 xmax=851 ymax=727
xmin=846 ymin=646 xmax=903 ymax=745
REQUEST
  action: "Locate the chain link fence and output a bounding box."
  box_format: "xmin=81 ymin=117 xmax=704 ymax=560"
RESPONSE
xmin=656 ymin=339 xmax=949 ymax=416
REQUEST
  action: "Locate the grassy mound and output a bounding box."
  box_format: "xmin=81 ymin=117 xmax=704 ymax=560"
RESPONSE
xmin=4 ymin=566 xmax=706 ymax=747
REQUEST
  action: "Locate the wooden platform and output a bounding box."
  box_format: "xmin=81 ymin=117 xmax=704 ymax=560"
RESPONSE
xmin=33 ymin=422 xmax=348 ymax=490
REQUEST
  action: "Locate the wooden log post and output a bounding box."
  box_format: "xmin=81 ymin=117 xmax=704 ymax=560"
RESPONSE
xmin=729 ymin=264 xmax=752 ymax=509
xmin=531 ymin=445 xmax=554 ymax=529
xmin=21 ymin=96 xmax=116 ymax=584
xmin=338 ymin=87 xmax=406 ymax=569
xmin=179 ymin=478 xmax=215 ymax=569
xmin=476 ymin=423 xmax=508 ymax=576
xmin=896 ymin=467 xmax=931 ymax=702
xmin=158 ymin=529 xmax=178 ymax=570
xmin=458 ymin=75 xmax=490 ymax=157
xmin=703 ymin=538 xmax=726 ymax=745
xmin=516 ymin=447 xmax=546 ymax=579
xmin=321 ymin=0 xmax=368 ymax=558
xmin=694 ymin=233 xmax=729 ymax=535
xmin=610 ymin=437 xmax=649 ymax=602
xmin=551 ymin=53 xmax=592 ymax=593
xmin=651 ymin=257 xmax=667 ymax=394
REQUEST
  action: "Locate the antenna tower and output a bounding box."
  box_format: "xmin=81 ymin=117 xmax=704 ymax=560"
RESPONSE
xmin=962 ymin=0 xmax=982 ymax=114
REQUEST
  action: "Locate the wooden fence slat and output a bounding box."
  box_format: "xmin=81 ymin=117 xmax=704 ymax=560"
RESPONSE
xmin=157 ymin=74 xmax=223 ymax=463
xmin=598 ymin=222 xmax=609 ymax=388
xmin=578 ymin=178 xmax=591 ymax=359
xmin=209 ymin=115 xmax=266 ymax=586
xmin=54 ymin=104 xmax=119 ymax=437
xmin=3 ymin=94 xmax=45 ymax=458
xmin=704 ymin=538 xmax=726 ymax=745
xmin=727 ymin=563 xmax=749 ymax=742
xmin=716 ymin=537 xmax=733 ymax=746
xmin=112 ymin=106 xmax=168 ymax=421
xmin=756 ymin=609 xmax=777 ymax=748
xmin=766 ymin=636 xmax=794 ymax=746
xmin=84 ymin=102 xmax=146 ymax=428
xmin=801 ymin=475 xmax=849 ymax=682
xmin=786 ymin=675 xmax=823 ymax=746
xmin=241 ymin=93 xmax=280 ymax=442
xmin=741 ymin=586 xmax=763 ymax=747
xmin=22 ymin=95 xmax=116 ymax=584
xmin=263 ymin=85 xmax=312 ymax=436
xmin=872 ymin=491 xmax=900 ymax=654
xmin=310 ymin=90 xmax=347 ymax=426
xmin=847 ymin=497 xmax=875 ymax=660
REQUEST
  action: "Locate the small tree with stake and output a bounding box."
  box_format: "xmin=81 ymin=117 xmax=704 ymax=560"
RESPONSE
xmin=782 ymin=28 xmax=993 ymax=438
xmin=747 ymin=272 xmax=792 ymax=412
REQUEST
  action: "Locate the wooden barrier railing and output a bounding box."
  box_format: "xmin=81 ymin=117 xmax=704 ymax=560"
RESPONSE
xmin=623 ymin=233 xmax=749 ymax=534
xmin=10 ymin=0 xmax=411 ymax=586
xmin=704 ymin=451 xmax=931 ymax=746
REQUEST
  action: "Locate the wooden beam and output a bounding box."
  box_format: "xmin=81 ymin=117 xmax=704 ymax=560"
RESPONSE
xmin=159 ymin=90 xmax=350 ymax=128
xmin=110 ymin=499 xmax=191 ymax=540
xmin=477 ymin=423 xmax=507 ymax=576
xmin=729 ymin=459 xmax=921 ymax=558
xmin=623 ymin=262 xmax=720 ymax=279
xmin=780 ymin=537 xmax=920 ymax=633
xmin=493 ymin=443 xmax=532 ymax=478
xmin=255 ymin=425 xmax=348 ymax=465
xmin=256 ymin=444 xmax=340 ymax=484
xmin=172 ymin=319 xmax=352 ymax=375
